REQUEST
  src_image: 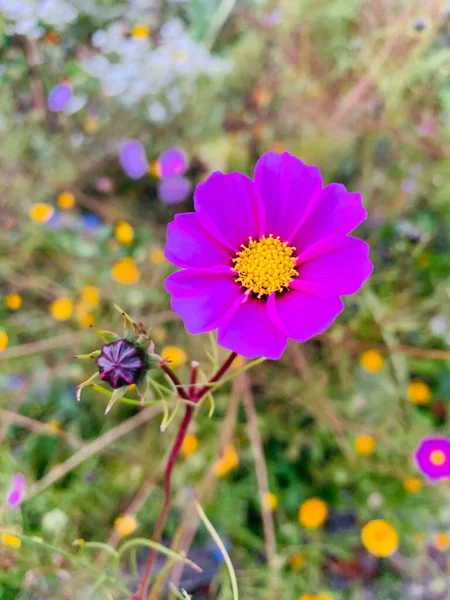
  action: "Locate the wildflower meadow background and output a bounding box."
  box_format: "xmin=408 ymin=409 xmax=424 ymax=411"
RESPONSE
xmin=1 ymin=0 xmax=450 ymax=599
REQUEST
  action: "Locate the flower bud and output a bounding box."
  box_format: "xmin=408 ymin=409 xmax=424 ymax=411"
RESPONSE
xmin=96 ymin=339 xmax=147 ymax=389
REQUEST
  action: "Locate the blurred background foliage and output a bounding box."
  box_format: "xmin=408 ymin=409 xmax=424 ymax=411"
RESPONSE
xmin=1 ymin=0 xmax=450 ymax=598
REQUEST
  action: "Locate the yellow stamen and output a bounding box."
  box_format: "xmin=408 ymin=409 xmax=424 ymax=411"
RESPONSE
xmin=233 ymin=235 xmax=297 ymax=297
xmin=430 ymin=450 xmax=446 ymax=466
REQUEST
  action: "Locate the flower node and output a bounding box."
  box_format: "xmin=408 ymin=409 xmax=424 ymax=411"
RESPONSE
xmin=233 ymin=234 xmax=297 ymax=297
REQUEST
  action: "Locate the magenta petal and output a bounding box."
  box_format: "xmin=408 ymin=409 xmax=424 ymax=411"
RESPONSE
xmin=293 ymin=184 xmax=367 ymax=253
xmin=165 ymin=213 xmax=232 ymax=269
xmin=217 ymin=296 xmax=288 ymax=359
xmin=169 ymin=272 xmax=242 ymax=334
xmin=269 ymin=289 xmax=344 ymax=343
xmin=194 ymin=172 xmax=264 ymax=251
xmin=253 ymin=152 xmax=322 ymax=241
xmin=296 ymin=237 xmax=373 ymax=296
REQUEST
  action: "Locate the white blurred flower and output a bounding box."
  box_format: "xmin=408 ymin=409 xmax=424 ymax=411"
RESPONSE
xmin=367 ymin=492 xmax=384 ymax=509
xmin=42 ymin=508 xmax=69 ymax=534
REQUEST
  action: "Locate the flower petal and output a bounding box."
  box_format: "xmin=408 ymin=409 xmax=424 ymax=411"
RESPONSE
xmin=253 ymin=151 xmax=322 ymax=241
xmin=165 ymin=212 xmax=231 ymax=269
xmin=168 ymin=271 xmax=242 ymax=334
xmin=268 ymin=289 xmax=344 ymax=343
xmin=295 ymin=237 xmax=373 ymax=296
xmin=218 ymin=296 xmax=287 ymax=359
xmin=293 ymin=183 xmax=367 ymax=253
xmin=194 ymin=171 xmax=264 ymax=251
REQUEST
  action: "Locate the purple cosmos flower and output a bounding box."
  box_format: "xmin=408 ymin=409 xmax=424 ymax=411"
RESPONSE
xmin=414 ymin=437 xmax=450 ymax=482
xmin=96 ymin=339 xmax=147 ymax=389
xmin=7 ymin=473 xmax=26 ymax=507
xmin=119 ymin=140 xmax=148 ymax=180
xmin=48 ymin=83 xmax=73 ymax=112
xmin=158 ymin=176 xmax=192 ymax=204
xmin=164 ymin=151 xmax=373 ymax=359
xmin=157 ymin=147 xmax=189 ymax=178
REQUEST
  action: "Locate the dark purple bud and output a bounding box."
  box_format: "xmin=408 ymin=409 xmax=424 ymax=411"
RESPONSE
xmin=96 ymin=339 xmax=147 ymax=389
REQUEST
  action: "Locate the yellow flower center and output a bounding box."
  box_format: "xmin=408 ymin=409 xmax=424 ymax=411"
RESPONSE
xmin=430 ymin=449 xmax=446 ymax=466
xmin=233 ymin=235 xmax=297 ymax=297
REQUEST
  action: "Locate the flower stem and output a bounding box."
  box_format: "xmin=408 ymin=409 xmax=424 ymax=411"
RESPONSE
xmin=137 ymin=404 xmax=195 ymax=599
xmin=137 ymin=350 xmax=238 ymax=598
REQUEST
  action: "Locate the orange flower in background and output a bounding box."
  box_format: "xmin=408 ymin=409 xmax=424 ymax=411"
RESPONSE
xmin=407 ymin=381 xmax=432 ymax=405
xmin=57 ymin=192 xmax=75 ymax=210
xmin=289 ymin=552 xmax=305 ymax=570
xmin=434 ymin=533 xmax=450 ymax=551
xmin=161 ymin=346 xmax=187 ymax=368
xmin=29 ymin=202 xmax=54 ymax=223
xmin=181 ymin=434 xmax=199 ymax=458
xmin=355 ymin=434 xmax=376 ymax=456
xmin=213 ymin=444 xmax=239 ymax=477
xmin=111 ymin=258 xmax=140 ymax=284
xmin=0 ymin=331 xmax=8 ymax=353
xmin=149 ymin=247 xmax=165 ymax=265
xmin=360 ymin=350 xmax=384 ymax=373
xmin=114 ymin=514 xmax=137 ymax=538
xmin=50 ymin=298 xmax=73 ymax=321
xmin=81 ymin=286 xmax=100 ymax=309
xmin=5 ymin=293 xmax=22 ymax=311
xmin=263 ymin=492 xmax=279 ymax=512
xmin=298 ymin=498 xmax=328 ymax=529
xmin=403 ymin=478 xmax=422 ymax=493
xmin=361 ymin=519 xmax=398 ymax=557
xmin=115 ymin=221 xmax=134 ymax=246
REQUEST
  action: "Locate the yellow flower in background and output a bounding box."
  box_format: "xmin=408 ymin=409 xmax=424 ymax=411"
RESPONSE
xmin=50 ymin=298 xmax=73 ymax=321
xmin=84 ymin=116 xmax=99 ymax=134
xmin=403 ymin=478 xmax=422 ymax=493
xmin=5 ymin=293 xmax=22 ymax=311
xmin=149 ymin=160 xmax=161 ymax=178
xmin=181 ymin=433 xmax=199 ymax=458
xmin=152 ymin=326 xmax=166 ymax=343
xmin=360 ymin=350 xmax=384 ymax=373
xmin=111 ymin=258 xmax=140 ymax=284
xmin=75 ymin=304 xmax=95 ymax=328
xmin=57 ymin=191 xmax=75 ymax=210
xmin=1 ymin=533 xmax=21 ymax=549
xmin=149 ymin=247 xmax=165 ymax=265
xmin=232 ymin=355 xmax=246 ymax=369
xmin=45 ymin=420 xmax=63 ymax=435
xmin=407 ymin=381 xmax=432 ymax=405
xmin=29 ymin=202 xmax=54 ymax=223
xmin=361 ymin=519 xmax=398 ymax=557
xmin=289 ymin=552 xmax=305 ymax=570
xmin=131 ymin=24 xmax=150 ymax=38
xmin=355 ymin=434 xmax=376 ymax=456
xmin=0 ymin=331 xmax=8 ymax=353
xmin=299 ymin=595 xmax=332 ymax=600
xmin=434 ymin=532 xmax=450 ymax=551
xmin=81 ymin=286 xmax=100 ymax=309
xmin=263 ymin=492 xmax=279 ymax=512
xmin=115 ymin=221 xmax=134 ymax=246
xmin=213 ymin=444 xmax=239 ymax=477
xmin=114 ymin=514 xmax=137 ymax=538
xmin=161 ymin=346 xmax=187 ymax=368
xmin=299 ymin=595 xmax=315 ymax=600
xmin=298 ymin=498 xmax=328 ymax=529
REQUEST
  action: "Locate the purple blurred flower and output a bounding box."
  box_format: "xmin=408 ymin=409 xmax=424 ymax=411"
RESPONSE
xmin=157 ymin=147 xmax=189 ymax=178
xmin=48 ymin=83 xmax=73 ymax=112
xmin=96 ymin=339 xmax=147 ymax=389
xmin=164 ymin=151 xmax=373 ymax=359
xmin=119 ymin=140 xmax=148 ymax=179
xmin=7 ymin=473 xmax=26 ymax=507
xmin=158 ymin=176 xmax=192 ymax=204
xmin=414 ymin=437 xmax=450 ymax=482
